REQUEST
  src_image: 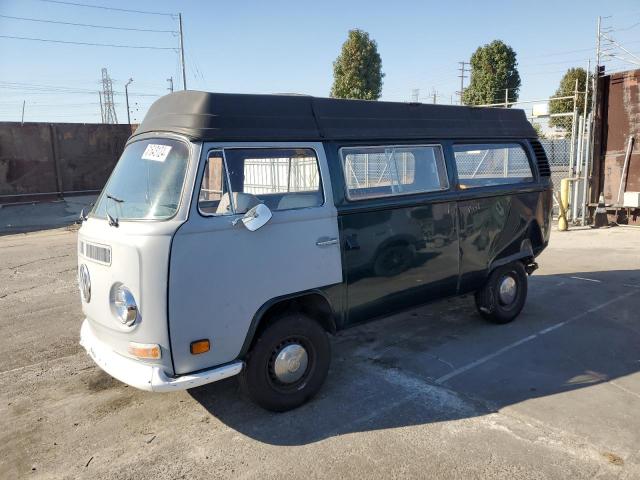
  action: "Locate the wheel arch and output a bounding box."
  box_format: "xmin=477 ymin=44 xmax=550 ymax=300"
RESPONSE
xmin=488 ymin=221 xmax=542 ymax=273
xmin=239 ymin=289 xmax=338 ymax=358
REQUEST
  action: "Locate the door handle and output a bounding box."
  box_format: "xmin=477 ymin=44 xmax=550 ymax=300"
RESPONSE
xmin=316 ymin=238 xmax=338 ymax=247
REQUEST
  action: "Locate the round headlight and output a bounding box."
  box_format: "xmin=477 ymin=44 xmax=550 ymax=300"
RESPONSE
xmin=114 ymin=285 xmax=138 ymax=326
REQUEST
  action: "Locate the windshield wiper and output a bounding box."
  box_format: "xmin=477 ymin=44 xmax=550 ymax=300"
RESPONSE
xmin=106 ymin=193 xmax=124 ymax=203
xmin=105 ymin=192 xmax=123 ymax=227
xmin=106 ymin=212 xmax=119 ymax=227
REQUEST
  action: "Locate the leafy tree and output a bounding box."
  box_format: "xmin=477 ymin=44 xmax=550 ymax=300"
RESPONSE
xmin=330 ymin=29 xmax=384 ymax=100
xmin=549 ymin=67 xmax=591 ymax=132
xmin=462 ymin=40 xmax=521 ymax=106
xmin=531 ymin=122 xmax=546 ymax=139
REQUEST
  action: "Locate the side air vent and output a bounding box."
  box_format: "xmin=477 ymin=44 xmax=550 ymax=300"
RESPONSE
xmin=79 ymin=240 xmax=112 ymax=265
xmin=530 ymin=140 xmax=551 ymax=177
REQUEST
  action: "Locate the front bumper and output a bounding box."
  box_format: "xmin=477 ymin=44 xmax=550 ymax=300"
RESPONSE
xmin=79 ymin=319 xmax=243 ymax=392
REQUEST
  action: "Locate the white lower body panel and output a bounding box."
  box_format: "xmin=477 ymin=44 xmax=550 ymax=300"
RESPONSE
xmin=79 ymin=319 xmax=243 ymax=392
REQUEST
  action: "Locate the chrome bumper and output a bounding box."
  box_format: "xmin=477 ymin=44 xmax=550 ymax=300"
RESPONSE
xmin=79 ymin=319 xmax=243 ymax=392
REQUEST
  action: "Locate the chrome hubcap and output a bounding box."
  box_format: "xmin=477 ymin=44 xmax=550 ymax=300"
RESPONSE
xmin=273 ymin=343 xmax=308 ymax=384
xmin=498 ymin=275 xmax=517 ymax=305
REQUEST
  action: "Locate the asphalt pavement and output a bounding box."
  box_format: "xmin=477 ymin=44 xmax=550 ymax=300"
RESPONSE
xmin=1 ymin=225 xmax=639 ymax=479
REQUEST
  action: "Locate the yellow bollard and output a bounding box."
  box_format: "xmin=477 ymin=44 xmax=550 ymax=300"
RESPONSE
xmin=558 ymin=178 xmax=570 ymax=231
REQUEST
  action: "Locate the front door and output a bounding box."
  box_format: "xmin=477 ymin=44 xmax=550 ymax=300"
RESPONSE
xmin=337 ymin=144 xmax=459 ymax=324
xmin=169 ymin=143 xmax=342 ymax=375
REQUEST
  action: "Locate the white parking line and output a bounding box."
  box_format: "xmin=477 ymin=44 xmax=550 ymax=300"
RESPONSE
xmin=435 ymin=290 xmax=636 ymax=385
xmin=569 ymin=276 xmax=602 ymax=283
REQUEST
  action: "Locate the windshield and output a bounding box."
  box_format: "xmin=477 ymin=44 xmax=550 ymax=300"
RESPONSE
xmin=92 ymin=138 xmax=190 ymax=221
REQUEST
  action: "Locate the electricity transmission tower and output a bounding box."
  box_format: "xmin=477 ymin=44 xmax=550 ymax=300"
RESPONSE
xmin=101 ymin=68 xmax=118 ymax=124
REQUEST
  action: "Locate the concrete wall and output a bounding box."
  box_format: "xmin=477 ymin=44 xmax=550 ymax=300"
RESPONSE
xmin=0 ymin=122 xmax=135 ymax=202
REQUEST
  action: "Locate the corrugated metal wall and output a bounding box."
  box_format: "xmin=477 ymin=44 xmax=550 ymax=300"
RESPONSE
xmin=592 ymin=69 xmax=640 ymax=207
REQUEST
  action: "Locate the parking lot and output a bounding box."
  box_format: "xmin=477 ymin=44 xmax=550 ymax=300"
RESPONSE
xmin=1 ymin=225 xmax=639 ymax=479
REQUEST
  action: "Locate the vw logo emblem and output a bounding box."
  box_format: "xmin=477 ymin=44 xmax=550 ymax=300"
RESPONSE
xmin=78 ymin=264 xmax=91 ymax=303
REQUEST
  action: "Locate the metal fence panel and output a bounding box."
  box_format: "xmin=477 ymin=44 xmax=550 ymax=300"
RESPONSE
xmin=539 ymin=138 xmax=571 ymax=215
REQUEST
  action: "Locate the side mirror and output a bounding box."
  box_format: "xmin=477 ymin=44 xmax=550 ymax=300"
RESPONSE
xmin=236 ymin=203 xmax=272 ymax=231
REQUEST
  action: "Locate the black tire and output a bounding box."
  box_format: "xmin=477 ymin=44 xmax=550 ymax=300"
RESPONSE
xmin=239 ymin=312 xmax=330 ymax=412
xmin=475 ymin=262 xmax=528 ymax=324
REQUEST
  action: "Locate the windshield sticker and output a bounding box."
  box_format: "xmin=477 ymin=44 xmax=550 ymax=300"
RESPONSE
xmin=142 ymin=144 xmax=172 ymax=162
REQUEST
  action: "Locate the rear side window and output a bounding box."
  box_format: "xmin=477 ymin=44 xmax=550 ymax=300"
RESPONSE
xmin=198 ymin=148 xmax=323 ymax=215
xmin=453 ymin=143 xmax=533 ymax=188
xmin=341 ymin=145 xmax=448 ymax=200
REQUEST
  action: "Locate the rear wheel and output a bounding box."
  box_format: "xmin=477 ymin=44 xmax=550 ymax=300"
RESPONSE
xmin=239 ymin=312 xmax=330 ymax=412
xmin=475 ymin=262 xmax=528 ymax=324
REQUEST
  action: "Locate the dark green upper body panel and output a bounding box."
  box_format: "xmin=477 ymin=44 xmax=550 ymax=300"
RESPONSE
xmin=325 ymin=139 xmax=552 ymax=328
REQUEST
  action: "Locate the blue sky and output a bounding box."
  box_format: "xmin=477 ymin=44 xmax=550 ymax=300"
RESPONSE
xmin=1 ymin=0 xmax=639 ymax=123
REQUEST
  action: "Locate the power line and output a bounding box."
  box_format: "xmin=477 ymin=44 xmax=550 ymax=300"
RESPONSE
xmin=0 ymin=34 xmax=178 ymax=50
xmin=600 ymin=32 xmax=640 ymax=65
xmin=519 ymin=47 xmax=595 ymax=60
xmin=0 ymin=14 xmax=178 ymax=33
xmin=0 ymin=80 xmax=165 ymax=97
xmin=36 ymin=0 xmax=176 ymax=17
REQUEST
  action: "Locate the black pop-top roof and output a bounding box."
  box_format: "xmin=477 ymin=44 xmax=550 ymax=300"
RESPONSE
xmin=132 ymin=91 xmax=537 ymax=142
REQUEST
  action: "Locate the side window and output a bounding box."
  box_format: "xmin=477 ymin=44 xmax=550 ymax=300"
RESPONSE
xmin=198 ymin=148 xmax=323 ymax=215
xmin=341 ymin=145 xmax=448 ymax=200
xmin=198 ymin=151 xmax=229 ymax=215
xmin=453 ymin=143 xmax=533 ymax=188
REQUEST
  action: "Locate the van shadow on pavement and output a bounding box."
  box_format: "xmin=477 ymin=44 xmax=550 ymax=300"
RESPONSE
xmin=189 ymin=269 xmax=640 ymax=446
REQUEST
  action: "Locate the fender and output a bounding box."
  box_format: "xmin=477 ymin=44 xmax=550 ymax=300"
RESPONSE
xmin=489 ymin=238 xmax=535 ymax=272
xmin=238 ymin=288 xmax=339 ymax=358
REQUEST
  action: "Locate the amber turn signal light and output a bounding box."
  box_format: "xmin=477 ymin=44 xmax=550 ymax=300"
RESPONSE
xmin=127 ymin=342 xmax=161 ymax=360
xmin=190 ymin=339 xmax=210 ymax=355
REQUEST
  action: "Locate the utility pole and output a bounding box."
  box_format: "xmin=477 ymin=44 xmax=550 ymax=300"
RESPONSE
xmin=457 ymin=61 xmax=469 ymax=105
xmin=432 ymin=91 xmax=437 ymax=104
xmin=167 ymin=77 xmax=174 ymax=93
xmin=178 ymin=13 xmax=187 ymax=90
xmin=504 ymin=88 xmax=509 ymax=107
xmin=21 ymin=100 xmax=25 ymax=125
xmin=587 ymin=16 xmax=602 ymax=208
xmin=569 ymin=78 xmax=579 ymax=174
xmin=125 ymin=78 xmax=133 ymax=125
xmin=99 ymin=91 xmax=104 ymax=123
xmin=591 ymin=16 xmax=601 ymax=128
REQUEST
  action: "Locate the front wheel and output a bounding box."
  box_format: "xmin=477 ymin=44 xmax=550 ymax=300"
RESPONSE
xmin=239 ymin=313 xmax=330 ymax=412
xmin=475 ymin=262 xmax=528 ymax=324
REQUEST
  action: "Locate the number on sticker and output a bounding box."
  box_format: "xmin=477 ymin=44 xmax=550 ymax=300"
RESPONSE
xmin=142 ymin=144 xmax=172 ymax=162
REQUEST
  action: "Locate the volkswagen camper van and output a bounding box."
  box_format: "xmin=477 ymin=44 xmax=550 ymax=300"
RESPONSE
xmin=78 ymin=92 xmax=552 ymax=411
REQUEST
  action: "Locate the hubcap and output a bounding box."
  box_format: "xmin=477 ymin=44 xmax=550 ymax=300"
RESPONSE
xmin=273 ymin=343 xmax=308 ymax=384
xmin=498 ymin=275 xmax=517 ymax=305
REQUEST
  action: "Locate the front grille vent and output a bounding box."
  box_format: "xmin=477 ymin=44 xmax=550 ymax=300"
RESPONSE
xmin=79 ymin=240 xmax=112 ymax=265
xmin=530 ymin=140 xmax=551 ymax=177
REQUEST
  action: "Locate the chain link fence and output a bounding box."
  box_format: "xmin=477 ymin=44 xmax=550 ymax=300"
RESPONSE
xmin=539 ymin=139 xmax=571 ymax=215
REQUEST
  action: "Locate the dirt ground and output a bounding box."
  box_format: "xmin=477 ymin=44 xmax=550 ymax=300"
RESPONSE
xmin=1 ymin=225 xmax=639 ymax=479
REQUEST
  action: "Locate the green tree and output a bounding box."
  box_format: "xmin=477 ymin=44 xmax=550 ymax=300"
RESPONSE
xmin=462 ymin=40 xmax=521 ymax=106
xmin=549 ymin=67 xmax=590 ymax=132
xmin=531 ymin=122 xmax=546 ymax=139
xmin=330 ymin=29 xmax=384 ymax=100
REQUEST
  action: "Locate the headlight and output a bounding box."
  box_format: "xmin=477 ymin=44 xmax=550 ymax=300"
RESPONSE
xmin=113 ymin=285 xmax=138 ymax=326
